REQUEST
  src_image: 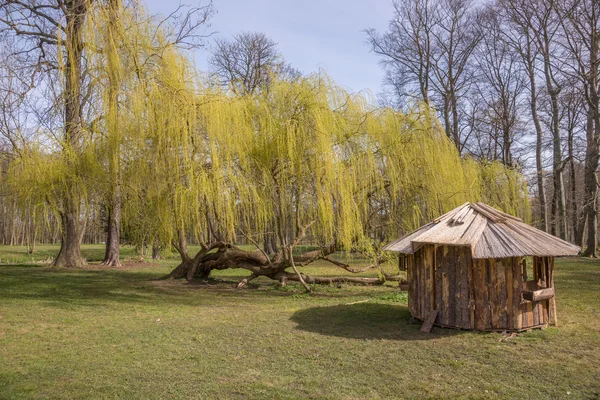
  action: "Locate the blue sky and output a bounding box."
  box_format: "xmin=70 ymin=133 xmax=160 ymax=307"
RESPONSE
xmin=145 ymin=0 xmax=394 ymax=96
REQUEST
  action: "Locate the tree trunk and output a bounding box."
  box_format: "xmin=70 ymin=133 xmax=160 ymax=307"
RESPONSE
xmin=583 ymin=20 xmax=600 ymax=256
xmin=53 ymin=207 xmax=86 ymax=268
xmin=443 ymin=94 xmax=453 ymax=143
xmin=52 ymin=0 xmax=89 ymax=268
xmin=263 ymin=225 xmax=279 ymax=255
xmin=152 ymin=245 xmax=161 ymax=260
xmin=175 ymin=227 xmax=191 ymax=263
xmin=102 ymin=198 xmax=121 ymax=266
xmin=526 ymin=41 xmax=548 ymax=232
xmin=162 ymin=242 xmax=401 ymax=288
xmin=584 ymin=102 xmax=600 ymax=256
xmin=539 ymin=24 xmax=567 ymax=239
xmin=503 ymin=125 xmax=512 ymax=167
xmin=569 ymin=124 xmax=584 ymax=246
xmin=264 ymin=233 xmax=275 ymax=255
xmin=451 ymin=88 xmax=461 ymax=153
xmin=101 ymin=0 xmax=123 ymax=267
xmin=552 ymin=122 xmax=567 ymax=240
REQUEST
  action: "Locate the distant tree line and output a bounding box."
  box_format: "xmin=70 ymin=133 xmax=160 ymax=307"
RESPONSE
xmin=367 ymin=0 xmax=599 ymax=255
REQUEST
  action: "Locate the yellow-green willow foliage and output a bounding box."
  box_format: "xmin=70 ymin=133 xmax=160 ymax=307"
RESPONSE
xmin=118 ymin=45 xmax=204 ymax=247
xmin=468 ymin=159 xmax=531 ymax=222
xmin=5 ymin=2 xmax=107 ymax=248
xmin=5 ymin=139 xmax=101 ymax=230
xmin=119 ymin=59 xmax=529 ymax=254
xmin=83 ymin=1 xmax=200 ymax=248
xmin=5 ymin=0 xmax=194 ymax=253
xmin=4 ymin=2 xmax=127 ymax=247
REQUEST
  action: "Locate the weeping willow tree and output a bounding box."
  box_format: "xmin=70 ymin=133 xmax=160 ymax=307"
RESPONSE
xmin=120 ymin=50 xmax=528 ymax=288
xmin=3 ymin=0 xmax=213 ymax=267
xmin=88 ymin=1 xmax=213 ymax=265
xmin=3 ymin=0 xmax=144 ymax=267
xmin=3 ymin=1 xmax=130 ymax=267
xmin=90 ymin=0 xmax=126 ymax=266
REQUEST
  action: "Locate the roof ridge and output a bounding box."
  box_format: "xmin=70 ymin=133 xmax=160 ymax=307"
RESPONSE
xmin=476 ymin=202 xmax=523 ymax=222
xmin=450 ymin=205 xmax=472 ymax=225
xmin=434 ymin=202 xmax=470 ymax=223
xmin=470 ymin=203 xmax=505 ymax=223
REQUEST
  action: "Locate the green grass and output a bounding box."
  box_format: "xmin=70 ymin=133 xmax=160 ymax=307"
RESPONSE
xmin=1 ymin=246 xmax=599 ymax=399
xmin=0 ymin=244 xmax=139 ymax=265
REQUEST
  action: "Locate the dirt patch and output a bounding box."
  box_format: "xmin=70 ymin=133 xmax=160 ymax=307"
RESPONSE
xmin=149 ymin=277 xmax=244 ymax=291
xmin=73 ymin=260 xmax=164 ymax=271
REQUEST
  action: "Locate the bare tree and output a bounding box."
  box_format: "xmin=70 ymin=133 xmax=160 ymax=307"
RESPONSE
xmin=430 ymin=0 xmax=482 ymax=152
xmin=499 ymin=0 xmax=553 ymax=232
xmin=367 ymin=0 xmax=481 ymax=152
xmin=208 ymin=32 xmax=298 ymax=96
xmin=559 ymin=86 xmax=586 ymax=245
xmin=469 ymin=5 xmax=527 ymax=166
xmin=531 ymin=0 xmax=569 ymax=239
xmin=554 ymin=0 xmax=600 ymax=255
xmin=366 ymin=0 xmax=435 ymax=107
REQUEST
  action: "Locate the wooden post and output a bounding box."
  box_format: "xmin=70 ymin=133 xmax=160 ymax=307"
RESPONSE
xmin=513 ymin=257 xmax=523 ymax=331
xmin=420 ymin=310 xmax=438 ymax=333
xmin=408 ymin=254 xmax=414 ymax=316
xmin=548 ymin=257 xmax=558 ymax=327
xmin=432 ymin=245 xmax=437 ymax=316
xmin=506 ymin=259 xmax=513 ymax=330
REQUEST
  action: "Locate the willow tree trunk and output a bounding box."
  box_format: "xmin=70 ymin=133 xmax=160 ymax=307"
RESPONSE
xmin=53 ymin=204 xmax=86 ymax=268
xmin=102 ymin=194 xmax=121 ymax=266
xmin=163 ymin=242 xmax=400 ymax=288
xmin=102 ymin=0 xmax=123 ymax=267
xmin=53 ymin=0 xmax=89 ymax=268
xmin=263 ymin=223 xmax=279 ymax=255
xmin=152 ymin=245 xmax=161 ymax=260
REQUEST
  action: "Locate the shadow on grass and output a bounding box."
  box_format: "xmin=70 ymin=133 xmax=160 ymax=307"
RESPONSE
xmin=290 ymin=303 xmax=464 ymax=341
xmin=0 ymin=265 xmax=359 ymax=308
xmin=0 ymin=266 xmax=169 ymax=308
xmin=0 ymin=264 xmax=414 ymax=314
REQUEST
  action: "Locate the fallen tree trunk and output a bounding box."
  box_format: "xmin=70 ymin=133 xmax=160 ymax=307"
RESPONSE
xmin=162 ymin=242 xmax=400 ymax=289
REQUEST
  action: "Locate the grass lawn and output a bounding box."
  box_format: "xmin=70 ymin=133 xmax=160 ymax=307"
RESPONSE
xmin=0 ymin=245 xmax=599 ymax=399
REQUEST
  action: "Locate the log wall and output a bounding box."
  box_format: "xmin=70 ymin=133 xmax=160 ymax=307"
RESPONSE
xmin=406 ymin=246 xmax=554 ymax=331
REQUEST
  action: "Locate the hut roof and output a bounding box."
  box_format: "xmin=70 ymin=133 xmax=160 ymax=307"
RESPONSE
xmin=383 ymin=202 xmax=581 ymax=259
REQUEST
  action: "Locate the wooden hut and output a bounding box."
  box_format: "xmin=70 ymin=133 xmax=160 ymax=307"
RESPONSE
xmin=383 ymin=202 xmax=580 ymax=332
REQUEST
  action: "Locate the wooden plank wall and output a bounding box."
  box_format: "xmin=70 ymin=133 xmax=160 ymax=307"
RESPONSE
xmin=512 ymin=257 xmax=523 ymax=330
xmin=408 ymin=245 xmax=436 ymax=320
xmin=408 ymin=247 xmax=551 ymax=331
xmin=471 ymin=257 xmax=523 ymax=331
xmin=435 ymin=246 xmax=470 ymax=329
